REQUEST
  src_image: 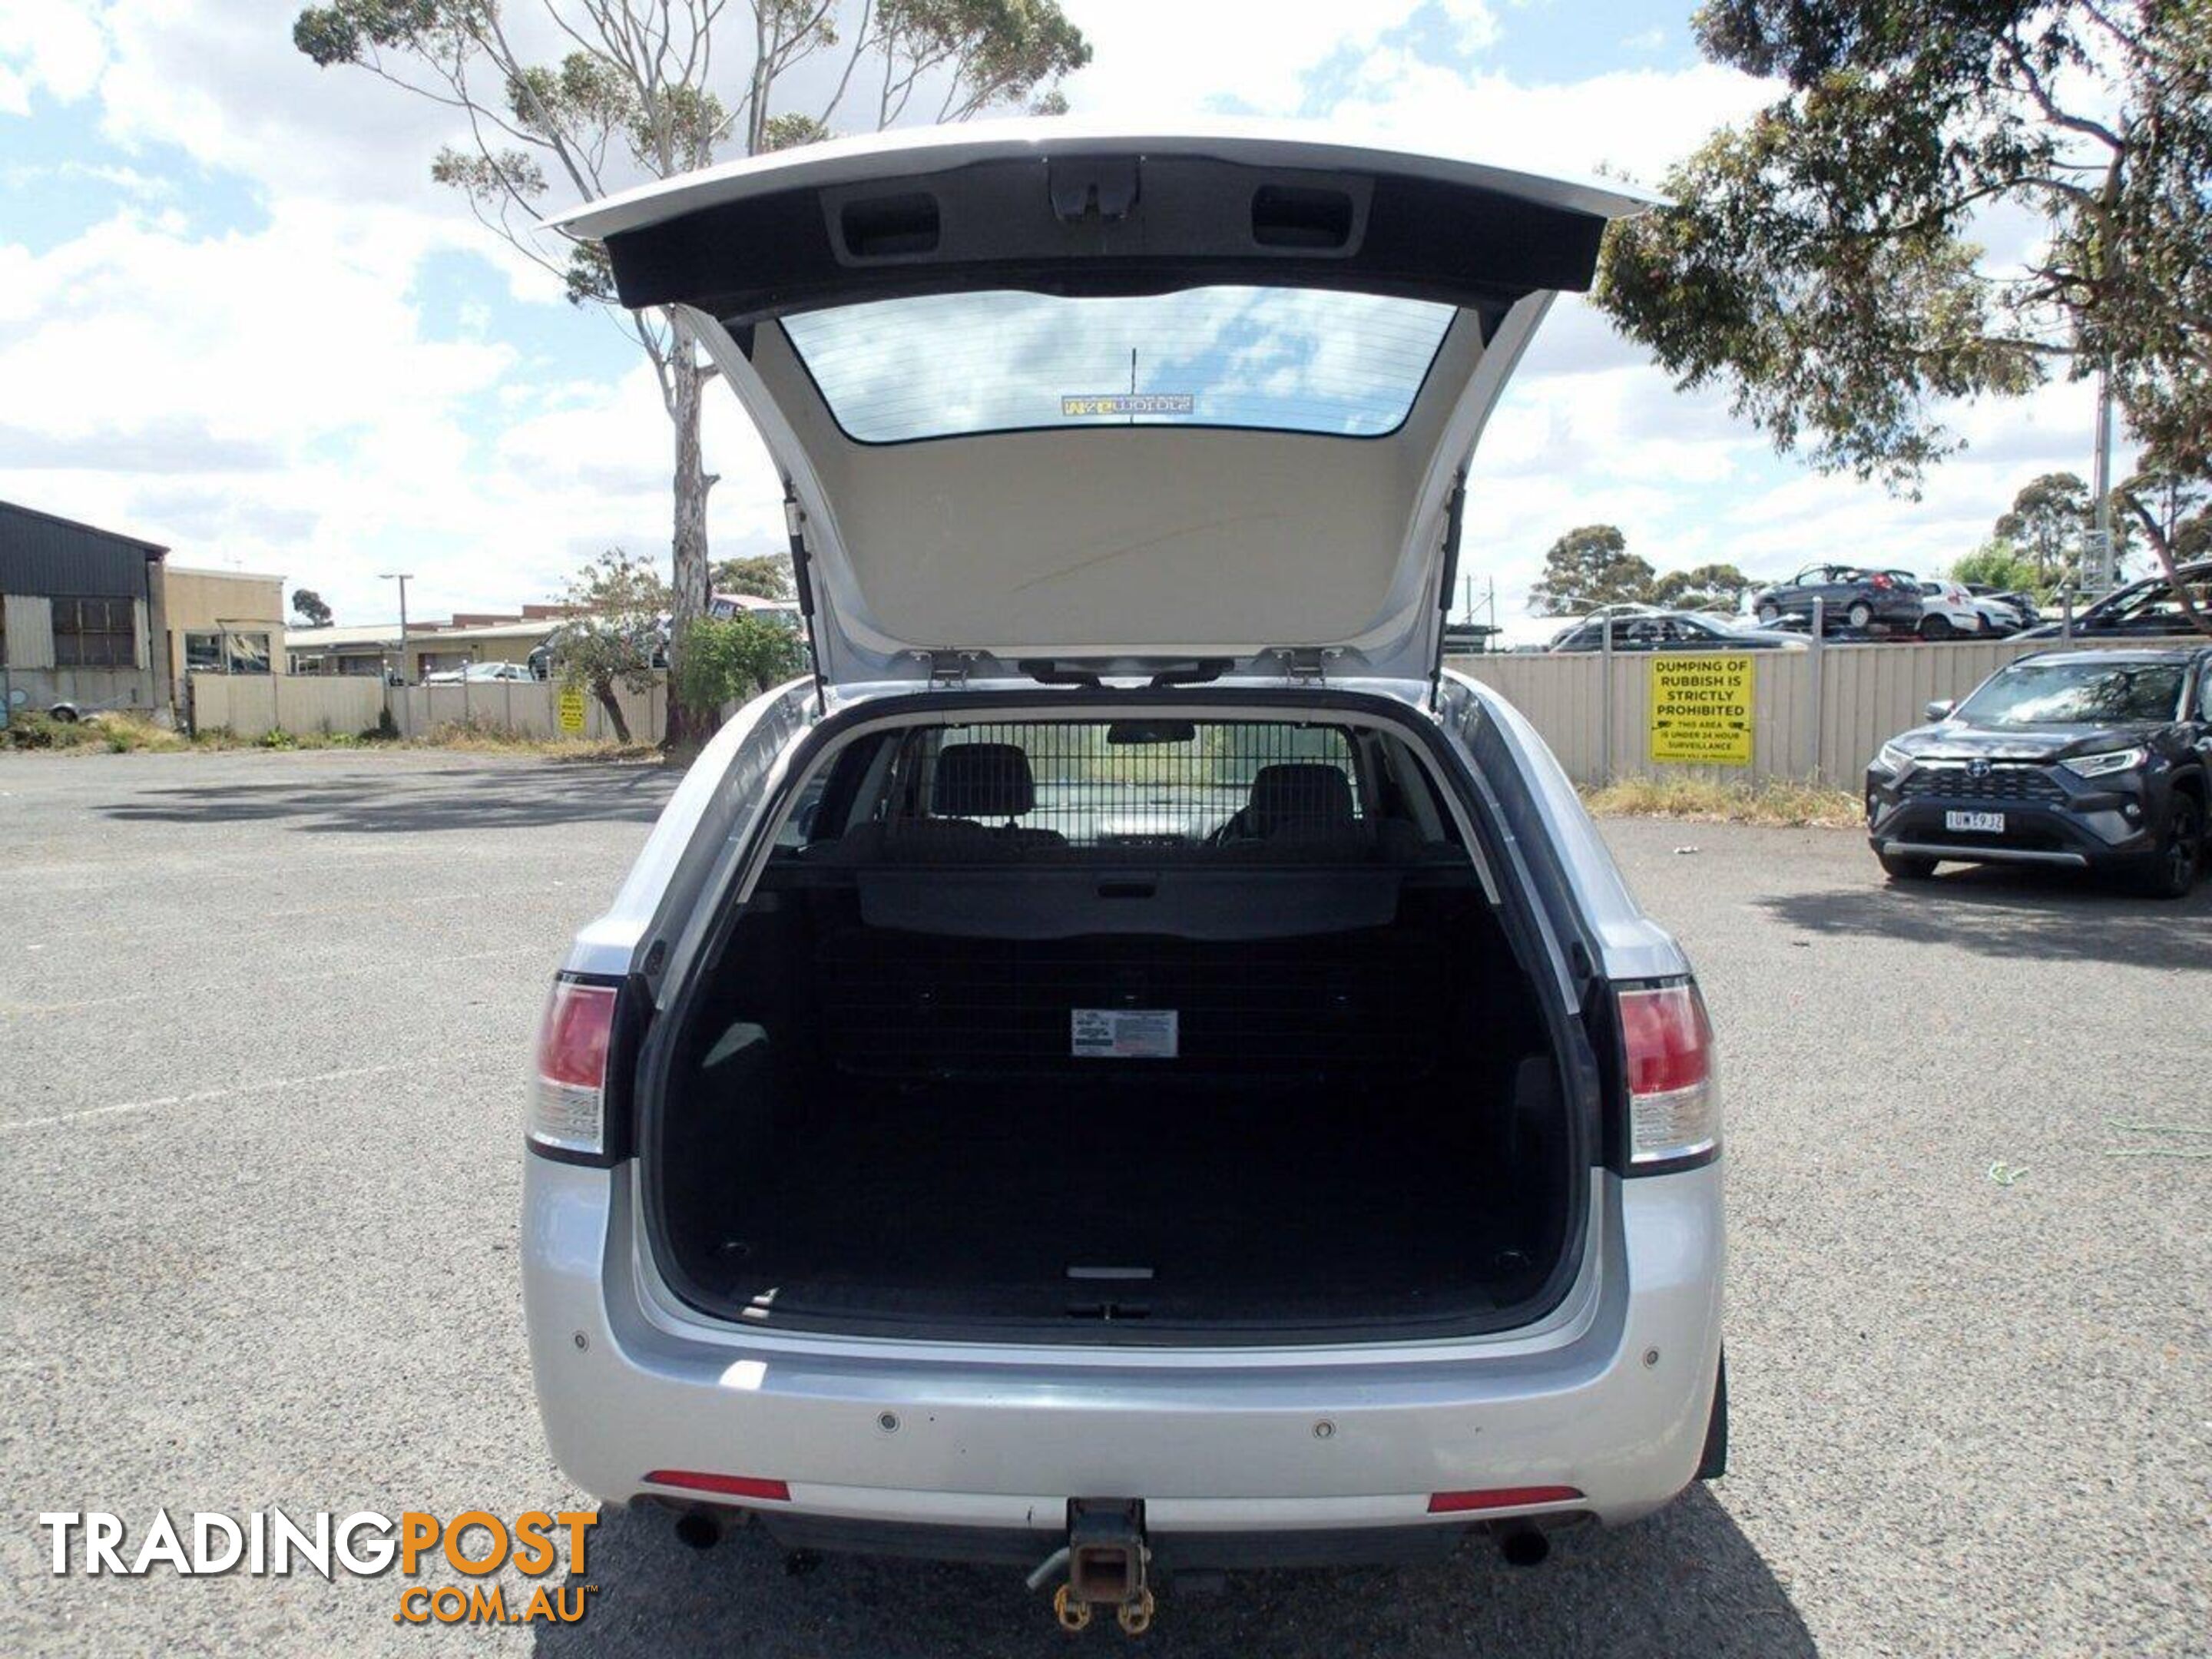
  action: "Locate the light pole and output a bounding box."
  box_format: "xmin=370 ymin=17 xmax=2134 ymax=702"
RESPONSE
xmin=379 ymin=572 xmax=412 ymax=684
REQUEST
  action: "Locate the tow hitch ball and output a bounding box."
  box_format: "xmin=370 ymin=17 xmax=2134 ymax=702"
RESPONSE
xmin=1035 ymin=1500 xmax=1154 ymax=1635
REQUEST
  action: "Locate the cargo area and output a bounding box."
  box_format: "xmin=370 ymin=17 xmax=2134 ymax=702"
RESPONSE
xmin=641 ymin=714 xmax=1586 ymax=1342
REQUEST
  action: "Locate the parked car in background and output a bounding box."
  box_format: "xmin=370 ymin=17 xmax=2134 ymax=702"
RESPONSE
xmin=523 ymin=126 xmax=1725 ymax=1624
xmin=1865 ymin=645 xmax=2210 ymax=896
xmin=1546 ymin=610 xmax=1806 ymax=651
xmin=1963 ymin=584 xmax=2040 ymax=634
xmin=2015 ymin=561 xmax=2212 ymax=640
xmin=1534 ymin=602 xmax=1663 ymax=648
xmin=1915 ymin=579 xmax=1988 ymax=640
xmin=422 ymin=660 xmax=536 ymax=685
xmin=1751 ymin=565 xmax=1926 ymax=633
xmin=708 ymin=591 xmax=805 ymax=628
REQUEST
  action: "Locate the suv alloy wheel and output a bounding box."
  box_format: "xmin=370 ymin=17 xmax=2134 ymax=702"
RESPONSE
xmin=2137 ymin=791 xmax=2205 ymax=899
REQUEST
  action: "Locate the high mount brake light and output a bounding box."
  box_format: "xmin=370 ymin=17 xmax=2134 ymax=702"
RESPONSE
xmin=1617 ymin=981 xmax=1719 ymax=1167
xmin=530 ymin=979 xmax=619 ymax=1157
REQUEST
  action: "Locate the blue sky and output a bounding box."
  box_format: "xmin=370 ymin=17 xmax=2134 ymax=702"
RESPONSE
xmin=0 ymin=1 xmax=2116 ymax=634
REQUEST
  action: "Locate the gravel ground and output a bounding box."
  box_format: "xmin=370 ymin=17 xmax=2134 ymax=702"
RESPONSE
xmin=2 ymin=749 xmax=2207 ymax=1657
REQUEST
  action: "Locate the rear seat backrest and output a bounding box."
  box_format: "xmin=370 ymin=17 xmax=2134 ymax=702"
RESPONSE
xmin=886 ymin=740 xmax=1067 ymax=857
xmin=929 ymin=742 xmax=1035 ymax=820
xmin=1243 ymin=763 xmax=1360 ymax=839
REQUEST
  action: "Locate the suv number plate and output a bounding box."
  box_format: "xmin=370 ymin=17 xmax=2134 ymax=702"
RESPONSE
xmin=1945 ymin=810 xmax=2005 ymax=833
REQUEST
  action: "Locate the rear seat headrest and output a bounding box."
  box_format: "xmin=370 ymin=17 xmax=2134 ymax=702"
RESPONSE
xmin=1246 ymin=763 xmax=1356 ymax=836
xmin=930 ymin=742 xmax=1037 ymax=819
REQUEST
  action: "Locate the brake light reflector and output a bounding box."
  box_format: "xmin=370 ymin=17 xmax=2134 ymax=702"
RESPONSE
xmin=643 ymin=1471 xmax=790 ymax=1502
xmin=1618 ymin=981 xmax=1720 ymax=1167
xmin=530 ymin=979 xmax=618 ymax=1155
xmin=1427 ymin=1485 xmax=1583 ymax=1514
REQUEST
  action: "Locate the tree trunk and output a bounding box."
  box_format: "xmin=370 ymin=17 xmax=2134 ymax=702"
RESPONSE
xmin=664 ymin=310 xmax=716 ymax=747
xmin=592 ymin=678 xmax=633 ymax=744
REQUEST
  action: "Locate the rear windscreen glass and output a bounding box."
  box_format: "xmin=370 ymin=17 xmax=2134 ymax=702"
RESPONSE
xmin=780 ymin=286 xmax=1456 ymax=443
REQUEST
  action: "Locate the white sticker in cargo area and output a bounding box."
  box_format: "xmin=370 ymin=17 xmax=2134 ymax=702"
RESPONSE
xmin=1071 ymin=1008 xmax=1179 ymax=1059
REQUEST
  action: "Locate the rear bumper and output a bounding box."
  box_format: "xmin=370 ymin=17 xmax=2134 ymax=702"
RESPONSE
xmin=740 ymin=1511 xmax=1548 ymax=1570
xmin=521 ymin=1160 xmax=1724 ymax=1554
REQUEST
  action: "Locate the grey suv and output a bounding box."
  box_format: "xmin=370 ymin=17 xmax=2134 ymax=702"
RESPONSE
xmin=522 ymin=124 xmax=1725 ymax=1631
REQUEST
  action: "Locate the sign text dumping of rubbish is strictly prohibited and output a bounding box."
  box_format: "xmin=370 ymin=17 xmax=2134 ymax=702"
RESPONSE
xmin=1648 ymin=655 xmax=1755 ymax=765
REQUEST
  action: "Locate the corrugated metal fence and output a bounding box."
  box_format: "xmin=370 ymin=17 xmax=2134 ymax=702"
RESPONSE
xmin=187 ymin=672 xmax=669 ymax=744
xmin=1448 ymin=637 xmax=2121 ymax=786
xmin=189 ymin=674 xmax=383 ymax=739
xmin=386 ymin=677 xmax=667 ymax=744
xmin=188 ymin=646 xmax=2119 ymax=774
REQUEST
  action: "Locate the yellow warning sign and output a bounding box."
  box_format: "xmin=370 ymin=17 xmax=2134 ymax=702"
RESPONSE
xmin=556 ymin=687 xmax=588 ymax=735
xmin=1649 ymin=655 xmax=1755 ymax=765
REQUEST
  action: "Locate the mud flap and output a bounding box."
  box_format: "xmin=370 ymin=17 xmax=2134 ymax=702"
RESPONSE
xmin=1697 ymin=1349 xmax=1728 ymax=1481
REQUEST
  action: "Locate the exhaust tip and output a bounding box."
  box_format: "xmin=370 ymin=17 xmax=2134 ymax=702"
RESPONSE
xmin=1498 ymin=1525 xmax=1550 ymax=1568
xmin=673 ymin=1509 xmax=724 ymax=1551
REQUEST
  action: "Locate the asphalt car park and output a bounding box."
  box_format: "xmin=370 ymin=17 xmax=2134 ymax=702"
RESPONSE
xmin=4 ymin=749 xmax=2207 ymax=1657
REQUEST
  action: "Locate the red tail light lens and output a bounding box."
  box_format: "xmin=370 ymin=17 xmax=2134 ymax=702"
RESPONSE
xmin=1427 ymin=1485 xmax=1584 ymax=1514
xmin=644 ymin=1471 xmax=790 ymax=1502
xmin=530 ymin=980 xmax=618 ymax=1155
xmin=1617 ymin=981 xmax=1719 ymax=1167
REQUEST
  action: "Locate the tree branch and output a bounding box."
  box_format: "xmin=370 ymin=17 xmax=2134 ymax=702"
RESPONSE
xmin=1996 ymin=32 xmax=2126 ymax=154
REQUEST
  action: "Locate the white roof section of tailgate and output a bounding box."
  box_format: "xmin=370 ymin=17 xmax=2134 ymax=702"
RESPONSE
xmin=553 ymin=118 xmax=1661 ymax=241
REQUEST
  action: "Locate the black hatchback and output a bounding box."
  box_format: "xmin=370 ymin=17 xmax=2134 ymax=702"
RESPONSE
xmin=1865 ymin=647 xmax=2212 ymax=896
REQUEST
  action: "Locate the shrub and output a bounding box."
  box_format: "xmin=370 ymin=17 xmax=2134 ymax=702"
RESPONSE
xmin=674 ymin=613 xmax=807 ymax=714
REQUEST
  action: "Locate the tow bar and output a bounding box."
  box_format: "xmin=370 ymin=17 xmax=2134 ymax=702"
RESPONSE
xmin=1030 ymin=1500 xmax=1154 ymax=1635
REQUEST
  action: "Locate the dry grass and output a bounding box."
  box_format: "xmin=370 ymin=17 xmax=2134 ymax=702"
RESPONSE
xmin=4 ymin=711 xmax=663 ymax=764
xmin=407 ymin=719 xmax=663 ymax=763
xmin=1581 ymin=774 xmax=1864 ymax=829
xmin=1 ymin=711 xmax=193 ymax=753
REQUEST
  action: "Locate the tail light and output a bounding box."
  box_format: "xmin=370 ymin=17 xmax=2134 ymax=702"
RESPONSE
xmin=1428 ymin=1485 xmax=1584 ymax=1514
xmin=1617 ymin=981 xmax=1720 ymax=1168
xmin=530 ymin=978 xmax=621 ymax=1158
xmin=643 ymin=1471 xmax=790 ymax=1502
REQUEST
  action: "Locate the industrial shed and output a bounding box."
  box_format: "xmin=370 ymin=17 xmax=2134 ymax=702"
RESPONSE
xmin=0 ymin=500 xmax=171 ymax=720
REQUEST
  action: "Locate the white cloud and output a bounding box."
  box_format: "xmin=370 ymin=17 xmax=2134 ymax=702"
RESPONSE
xmin=0 ymin=0 xmax=108 ymax=104
xmin=1317 ymin=58 xmax=1773 ymax=185
xmin=1057 ymin=0 xmax=1497 ymax=121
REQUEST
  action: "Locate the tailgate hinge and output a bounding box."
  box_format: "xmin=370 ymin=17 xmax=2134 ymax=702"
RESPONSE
xmin=1269 ymin=646 xmax=1337 ymax=684
xmin=915 ymin=649 xmax=980 ymax=687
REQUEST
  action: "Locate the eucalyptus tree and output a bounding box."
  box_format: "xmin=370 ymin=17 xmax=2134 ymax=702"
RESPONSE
xmin=1599 ymin=2 xmax=2210 ymax=629
xmin=295 ymin=1 xmax=1090 ymax=735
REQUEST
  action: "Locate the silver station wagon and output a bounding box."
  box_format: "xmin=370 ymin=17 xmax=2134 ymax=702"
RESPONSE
xmin=522 ymin=122 xmax=1724 ymax=1634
